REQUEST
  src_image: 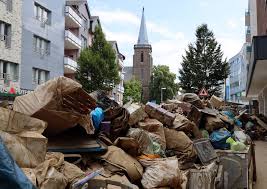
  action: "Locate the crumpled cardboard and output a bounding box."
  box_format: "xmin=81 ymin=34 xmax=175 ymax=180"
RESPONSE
xmin=182 ymin=93 xmax=204 ymax=109
xmin=139 ymin=157 xmax=183 ymax=189
xmin=124 ymin=103 xmax=148 ymax=126
xmin=138 ymin=118 xmax=166 ymax=150
xmin=164 ymin=128 xmax=196 ymax=163
xmin=34 ymin=152 xmax=85 ymax=189
xmin=101 ymin=146 xmax=143 ymax=182
xmin=114 ymin=137 xmax=140 ymax=157
xmin=205 ymin=116 xmax=225 ymax=132
xmin=0 ymin=108 xmax=47 ymax=168
xmin=209 ymin=95 xmax=224 ymax=109
xmin=171 ymin=114 xmax=202 ymax=139
xmin=145 ymin=102 xmax=175 ymax=127
xmin=13 ymin=76 xmax=96 ymax=136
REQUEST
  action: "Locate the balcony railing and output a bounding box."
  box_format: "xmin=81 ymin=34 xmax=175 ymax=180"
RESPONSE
xmin=64 ymin=57 xmax=77 ymax=69
xmin=65 ymin=6 xmax=82 ymax=27
xmin=0 ymin=34 xmax=11 ymax=48
xmin=65 ymin=30 xmax=81 ymax=49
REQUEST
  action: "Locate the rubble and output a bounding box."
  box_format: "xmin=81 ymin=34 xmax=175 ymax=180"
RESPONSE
xmin=0 ymin=78 xmax=263 ymax=189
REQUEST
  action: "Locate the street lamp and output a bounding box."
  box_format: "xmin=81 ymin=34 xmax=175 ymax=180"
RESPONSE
xmin=161 ymin=87 xmax=166 ymax=103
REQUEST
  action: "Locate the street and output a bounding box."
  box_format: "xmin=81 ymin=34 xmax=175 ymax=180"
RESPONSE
xmin=254 ymin=141 xmax=267 ymax=189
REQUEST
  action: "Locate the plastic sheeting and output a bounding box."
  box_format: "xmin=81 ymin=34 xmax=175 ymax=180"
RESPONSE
xmin=0 ymin=137 xmax=36 ymax=189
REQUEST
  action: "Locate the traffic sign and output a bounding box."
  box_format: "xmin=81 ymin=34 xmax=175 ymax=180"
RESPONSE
xmin=198 ymin=87 xmax=208 ymax=97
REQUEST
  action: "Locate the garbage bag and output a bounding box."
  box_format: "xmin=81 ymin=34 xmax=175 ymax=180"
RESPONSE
xmin=127 ymin=128 xmax=154 ymax=155
xmin=164 ymin=128 xmax=196 ymax=163
xmin=205 ymin=116 xmax=225 ymax=132
xmin=138 ymin=118 xmax=166 ymax=150
xmin=91 ymin=107 xmax=104 ymax=133
xmin=0 ymin=137 xmax=36 ymax=189
xmin=139 ymin=157 xmax=182 ymax=189
xmin=182 ymin=93 xmax=204 ymax=109
xmin=114 ymin=137 xmax=140 ymax=157
xmin=226 ymin=137 xmax=247 ymax=152
xmin=101 ymin=146 xmax=143 ymax=182
xmin=222 ymin=111 xmax=242 ymax=127
xmin=210 ymin=128 xmax=231 ymax=150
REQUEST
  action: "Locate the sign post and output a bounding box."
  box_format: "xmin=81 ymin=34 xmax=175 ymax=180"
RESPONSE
xmin=198 ymin=87 xmax=209 ymax=98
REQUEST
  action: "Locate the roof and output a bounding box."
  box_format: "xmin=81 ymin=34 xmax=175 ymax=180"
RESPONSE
xmin=137 ymin=8 xmax=149 ymax=45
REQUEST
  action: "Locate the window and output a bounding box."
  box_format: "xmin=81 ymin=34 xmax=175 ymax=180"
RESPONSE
xmin=0 ymin=0 xmax=12 ymax=12
xmin=33 ymin=35 xmax=50 ymax=56
xmin=0 ymin=60 xmax=19 ymax=84
xmin=32 ymin=68 xmax=49 ymax=85
xmin=81 ymin=35 xmax=87 ymax=49
xmin=141 ymin=51 xmax=144 ymax=62
xmin=34 ymin=2 xmax=51 ymax=26
xmin=0 ymin=21 xmax=11 ymax=48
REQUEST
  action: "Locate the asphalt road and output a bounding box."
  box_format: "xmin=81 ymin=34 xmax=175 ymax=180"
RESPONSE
xmin=253 ymin=141 xmax=267 ymax=189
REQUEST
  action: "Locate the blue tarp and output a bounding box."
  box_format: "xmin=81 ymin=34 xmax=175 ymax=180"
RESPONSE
xmin=210 ymin=128 xmax=231 ymax=150
xmin=0 ymin=137 xmax=36 ymax=189
xmin=91 ymin=107 xmax=104 ymax=133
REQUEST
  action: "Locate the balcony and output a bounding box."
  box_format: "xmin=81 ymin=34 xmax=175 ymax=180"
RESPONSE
xmin=65 ymin=30 xmax=81 ymax=49
xmin=247 ymin=36 xmax=267 ymax=97
xmin=64 ymin=57 xmax=77 ymax=74
xmin=117 ymin=85 xmax=124 ymax=93
xmin=65 ymin=6 xmax=82 ymax=28
xmin=245 ymin=10 xmax=250 ymax=26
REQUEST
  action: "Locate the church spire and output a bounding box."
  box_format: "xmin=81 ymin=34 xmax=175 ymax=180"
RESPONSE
xmin=137 ymin=7 xmax=149 ymax=45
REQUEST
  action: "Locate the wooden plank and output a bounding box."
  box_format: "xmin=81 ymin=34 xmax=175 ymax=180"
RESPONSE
xmin=251 ymin=115 xmax=267 ymax=130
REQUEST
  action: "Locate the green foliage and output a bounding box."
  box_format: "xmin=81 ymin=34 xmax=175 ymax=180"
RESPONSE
xmin=179 ymin=24 xmax=230 ymax=96
xmin=76 ymin=26 xmax=120 ymax=92
xmin=123 ymin=78 xmax=142 ymax=104
xmin=149 ymin=65 xmax=178 ymax=104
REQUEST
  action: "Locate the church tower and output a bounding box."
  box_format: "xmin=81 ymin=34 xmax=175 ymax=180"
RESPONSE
xmin=133 ymin=8 xmax=153 ymax=102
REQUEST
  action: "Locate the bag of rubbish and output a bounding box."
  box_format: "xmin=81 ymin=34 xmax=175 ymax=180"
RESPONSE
xmin=222 ymin=111 xmax=242 ymax=127
xmin=226 ymin=137 xmax=247 ymax=152
xmin=127 ymin=128 xmax=154 ymax=155
xmin=114 ymin=137 xmax=140 ymax=157
xmin=101 ymin=146 xmax=143 ymax=182
xmin=205 ymin=115 xmax=225 ymax=132
xmin=233 ymin=131 xmax=247 ymax=144
xmin=0 ymin=137 xmax=36 ymax=189
xmin=138 ymin=118 xmax=166 ymax=150
xmin=182 ymin=93 xmax=204 ymax=109
xmin=91 ymin=107 xmax=104 ymax=133
xmin=164 ymin=128 xmax=196 ymax=162
xmin=210 ymin=128 xmax=231 ymax=150
xmin=139 ymin=157 xmax=183 ymax=189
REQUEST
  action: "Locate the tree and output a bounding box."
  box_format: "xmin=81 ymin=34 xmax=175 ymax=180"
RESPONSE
xmin=123 ymin=78 xmax=142 ymax=104
xmin=149 ymin=65 xmax=178 ymax=104
xmin=76 ymin=26 xmax=120 ymax=92
xmin=179 ymin=24 xmax=229 ymax=96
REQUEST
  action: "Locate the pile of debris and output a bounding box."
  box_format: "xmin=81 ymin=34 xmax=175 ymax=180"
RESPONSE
xmin=0 ymin=77 xmax=265 ymax=189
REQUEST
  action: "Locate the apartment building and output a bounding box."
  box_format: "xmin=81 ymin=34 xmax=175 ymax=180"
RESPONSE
xmin=20 ymin=0 xmax=66 ymax=90
xmin=246 ymin=0 xmax=267 ymax=115
xmin=229 ymin=44 xmax=248 ymax=103
xmin=109 ymin=41 xmax=125 ymax=105
xmin=0 ymin=0 xmax=22 ymax=99
xmin=64 ymin=0 xmax=93 ymax=79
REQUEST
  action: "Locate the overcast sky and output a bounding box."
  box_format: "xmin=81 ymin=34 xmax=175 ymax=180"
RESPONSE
xmin=89 ymin=0 xmax=247 ymax=74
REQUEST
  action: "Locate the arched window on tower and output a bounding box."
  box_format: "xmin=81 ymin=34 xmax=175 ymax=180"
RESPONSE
xmin=141 ymin=51 xmax=144 ymax=62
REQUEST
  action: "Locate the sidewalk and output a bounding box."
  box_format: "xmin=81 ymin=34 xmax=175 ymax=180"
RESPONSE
xmin=253 ymin=141 xmax=267 ymax=189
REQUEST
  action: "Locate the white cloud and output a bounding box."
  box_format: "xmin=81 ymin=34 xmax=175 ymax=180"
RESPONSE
xmin=217 ymin=36 xmax=243 ymax=59
xmin=199 ymin=1 xmax=209 ymax=7
xmin=104 ymin=29 xmax=136 ymax=44
xmin=227 ymin=19 xmax=238 ymax=29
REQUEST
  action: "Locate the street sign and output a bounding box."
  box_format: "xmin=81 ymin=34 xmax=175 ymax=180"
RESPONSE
xmin=198 ymin=87 xmax=208 ymax=97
